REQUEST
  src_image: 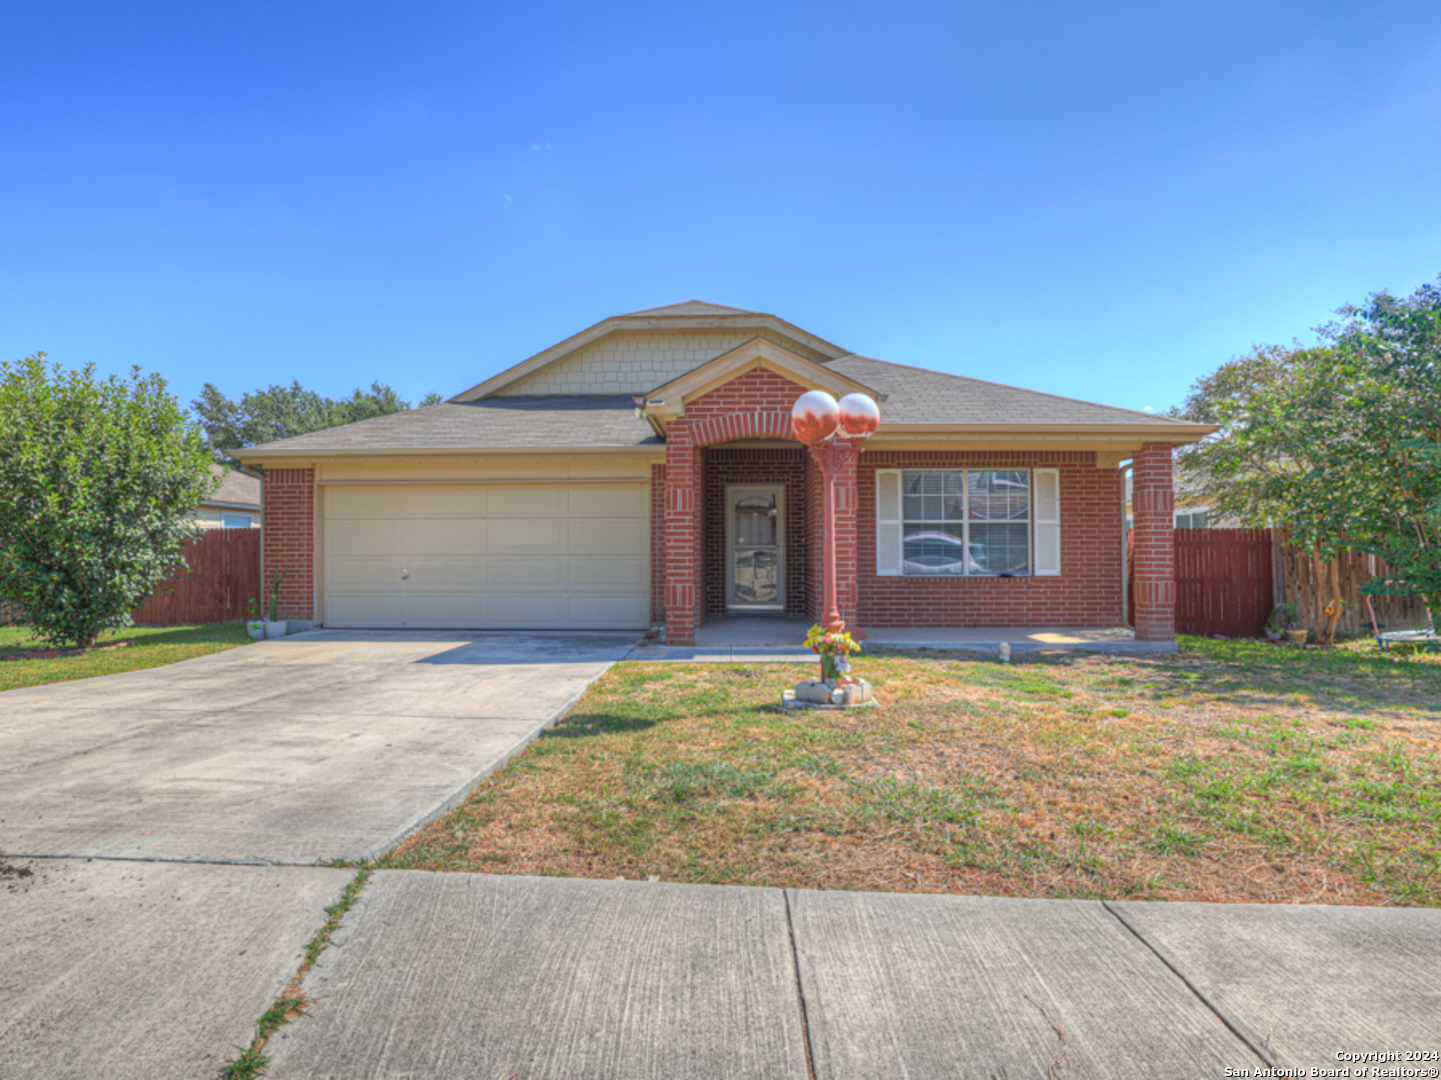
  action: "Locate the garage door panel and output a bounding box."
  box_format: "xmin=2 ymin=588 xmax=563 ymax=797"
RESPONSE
xmin=328 ymin=558 xmax=404 ymax=587
xmin=487 ymin=594 xmax=568 ymax=626
xmin=327 ymin=592 xmax=405 ymax=626
xmin=487 ymin=519 xmax=567 ymax=553
xmin=406 ymin=592 xmax=485 ymax=627
xmin=569 ymin=484 xmax=646 ymax=516
xmin=328 ymin=520 xmax=404 ymax=556
xmin=401 ymin=519 xmax=484 ymax=555
xmin=403 ymin=488 xmax=484 ymax=518
xmin=485 ymin=558 xmax=566 ymax=588
xmin=488 ymin=486 xmax=566 ymax=516
xmin=568 ymin=596 xmax=649 ymax=626
xmin=571 ymin=519 xmax=648 ymax=554
xmin=323 ymin=483 xmax=648 ymax=630
xmin=327 ymin=487 xmax=405 ymax=519
xmin=405 ymin=559 xmax=482 ymax=588
xmin=568 ymin=558 xmax=646 ymax=587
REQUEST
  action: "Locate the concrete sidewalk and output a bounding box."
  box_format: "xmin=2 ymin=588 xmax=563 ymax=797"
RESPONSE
xmin=263 ymin=871 xmax=1440 ymax=1080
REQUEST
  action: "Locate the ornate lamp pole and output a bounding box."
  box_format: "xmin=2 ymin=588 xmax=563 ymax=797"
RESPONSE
xmin=790 ymin=390 xmax=880 ymax=634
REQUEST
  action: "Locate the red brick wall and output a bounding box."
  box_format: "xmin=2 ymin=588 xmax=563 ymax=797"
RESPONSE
xmin=856 ymin=450 xmax=1125 ymax=628
xmin=703 ymin=448 xmax=808 ymax=616
xmin=650 ymin=463 xmax=666 ymax=624
xmin=1130 ymin=443 xmax=1176 ymax=641
xmin=261 ymin=467 xmax=315 ymax=621
xmin=661 ymin=365 xmax=813 ymax=643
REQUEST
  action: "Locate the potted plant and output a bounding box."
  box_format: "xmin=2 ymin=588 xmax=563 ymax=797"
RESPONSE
xmin=245 ymin=598 xmax=265 ymax=640
xmin=263 ymin=568 xmax=288 ymax=640
xmin=1264 ymin=602 xmax=1298 ymax=642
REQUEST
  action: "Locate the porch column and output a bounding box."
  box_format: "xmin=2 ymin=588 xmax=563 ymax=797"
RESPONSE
xmin=663 ymin=424 xmax=699 ymax=645
xmin=1132 ymin=442 xmax=1176 ymax=642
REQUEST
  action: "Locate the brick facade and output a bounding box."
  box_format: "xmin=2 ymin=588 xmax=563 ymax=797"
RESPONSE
xmin=1130 ymin=443 xmax=1176 ymax=641
xmin=661 ymin=365 xmax=814 ymax=644
xmin=260 ymin=467 xmax=315 ymax=621
xmin=855 ymin=450 xmax=1125 ymax=628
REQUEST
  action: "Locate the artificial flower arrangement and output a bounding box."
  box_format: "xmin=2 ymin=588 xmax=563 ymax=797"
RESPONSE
xmin=804 ymin=624 xmax=862 ymax=684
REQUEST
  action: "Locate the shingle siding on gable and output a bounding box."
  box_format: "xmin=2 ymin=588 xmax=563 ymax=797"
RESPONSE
xmin=497 ymin=330 xmax=833 ymax=396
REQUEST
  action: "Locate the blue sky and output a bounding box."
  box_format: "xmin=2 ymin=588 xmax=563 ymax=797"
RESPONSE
xmin=3 ymin=1 xmax=1439 ymax=417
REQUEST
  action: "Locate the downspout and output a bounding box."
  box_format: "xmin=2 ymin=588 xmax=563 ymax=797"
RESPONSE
xmin=1120 ymin=459 xmax=1133 ymax=629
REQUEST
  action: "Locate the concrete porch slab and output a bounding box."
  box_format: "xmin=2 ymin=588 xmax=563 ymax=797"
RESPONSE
xmin=0 ymin=858 xmax=350 ymax=1080
xmin=864 ymin=626 xmax=1177 ymax=653
xmin=263 ymin=871 xmax=809 ymax=1080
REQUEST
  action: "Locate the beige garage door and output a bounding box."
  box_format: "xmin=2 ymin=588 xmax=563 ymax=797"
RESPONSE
xmin=322 ymin=483 xmax=650 ymax=630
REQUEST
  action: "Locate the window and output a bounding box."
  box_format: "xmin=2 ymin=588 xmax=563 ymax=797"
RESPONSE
xmin=876 ymin=467 xmax=1060 ymax=577
xmin=901 ymin=469 xmax=1030 ymax=576
xmin=221 ymin=514 xmax=253 ymax=529
xmin=1175 ymin=509 xmax=1209 ymax=529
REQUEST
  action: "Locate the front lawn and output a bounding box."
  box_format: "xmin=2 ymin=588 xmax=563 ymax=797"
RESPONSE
xmin=0 ymin=623 xmax=253 ymax=692
xmin=384 ymin=637 xmax=1441 ymax=906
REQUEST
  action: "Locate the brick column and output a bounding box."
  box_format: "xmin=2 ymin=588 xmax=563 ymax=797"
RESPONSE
xmin=261 ymin=467 xmax=315 ymax=621
xmin=663 ymin=426 xmax=699 ymax=645
xmin=1131 ymin=443 xmax=1175 ymax=642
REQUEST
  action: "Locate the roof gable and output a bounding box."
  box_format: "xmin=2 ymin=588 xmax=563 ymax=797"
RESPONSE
xmin=452 ymin=302 xmax=849 ymax=401
xmin=638 ymin=338 xmax=877 ymax=430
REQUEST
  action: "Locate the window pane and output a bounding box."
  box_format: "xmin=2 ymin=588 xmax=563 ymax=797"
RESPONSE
xmin=969 ymin=522 xmax=1030 ymax=575
xmin=734 ymin=494 xmax=777 ymax=547
xmin=902 ymin=470 xmax=964 ymax=521
xmin=969 ymin=470 xmax=1029 ymax=521
xmin=902 ymin=525 xmax=971 ymax=575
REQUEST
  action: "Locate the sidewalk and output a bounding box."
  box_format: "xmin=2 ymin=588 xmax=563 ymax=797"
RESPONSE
xmin=261 ymin=872 xmax=1438 ymax=1079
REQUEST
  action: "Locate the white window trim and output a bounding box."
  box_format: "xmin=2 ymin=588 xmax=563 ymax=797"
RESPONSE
xmin=1034 ymin=467 xmax=1060 ymax=576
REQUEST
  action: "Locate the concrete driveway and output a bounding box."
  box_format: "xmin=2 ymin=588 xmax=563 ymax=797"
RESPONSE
xmin=0 ymin=630 xmax=635 ymax=864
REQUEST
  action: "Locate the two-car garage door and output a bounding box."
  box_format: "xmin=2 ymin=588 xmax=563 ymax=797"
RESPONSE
xmin=322 ymin=482 xmax=650 ymax=630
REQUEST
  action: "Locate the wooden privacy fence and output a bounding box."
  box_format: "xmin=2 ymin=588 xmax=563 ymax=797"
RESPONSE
xmin=131 ymin=528 xmax=262 ymax=626
xmin=1173 ymin=528 xmax=1275 ymax=638
xmin=1276 ymin=537 xmax=1430 ymax=637
xmin=1127 ymin=527 xmax=1433 ymax=639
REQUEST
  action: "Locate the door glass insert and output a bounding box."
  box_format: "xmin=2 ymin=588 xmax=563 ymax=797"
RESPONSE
xmin=732 ymin=492 xmax=781 ymax=607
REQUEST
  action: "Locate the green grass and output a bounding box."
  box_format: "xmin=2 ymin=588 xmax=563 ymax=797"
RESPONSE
xmin=0 ymin=623 xmax=252 ymax=692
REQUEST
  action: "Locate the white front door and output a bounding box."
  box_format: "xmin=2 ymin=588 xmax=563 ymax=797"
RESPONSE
xmin=725 ymin=484 xmax=785 ymax=611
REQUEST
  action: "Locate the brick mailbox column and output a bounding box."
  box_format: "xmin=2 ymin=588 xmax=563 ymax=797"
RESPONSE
xmin=1131 ymin=443 xmax=1175 ymax=642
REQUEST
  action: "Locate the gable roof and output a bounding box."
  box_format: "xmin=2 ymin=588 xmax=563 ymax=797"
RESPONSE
xmin=828 ymin=355 xmax=1198 ymax=429
xmin=621 ymin=300 xmax=757 ymax=318
xmin=451 ymin=301 xmax=849 ymax=401
xmin=234 ymin=396 xmax=659 ymax=461
xmin=640 ymin=337 xmax=878 ymax=424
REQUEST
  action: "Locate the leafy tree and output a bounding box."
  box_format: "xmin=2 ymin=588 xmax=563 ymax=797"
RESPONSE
xmin=1175 ymin=277 xmax=1441 ymax=640
xmin=193 ymin=380 xmax=443 ymax=458
xmin=0 ymin=354 xmax=217 ymax=649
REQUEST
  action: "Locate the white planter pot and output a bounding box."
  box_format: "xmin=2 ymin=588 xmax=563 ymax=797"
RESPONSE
xmin=1264 ymin=627 xmax=1283 ymax=642
xmin=246 ymin=621 xmax=265 ymax=641
xmin=263 ymin=620 xmax=288 ymax=640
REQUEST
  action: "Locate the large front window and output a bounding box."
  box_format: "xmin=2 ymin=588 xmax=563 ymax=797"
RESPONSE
xmin=901 ymin=469 xmax=1031 ymax=576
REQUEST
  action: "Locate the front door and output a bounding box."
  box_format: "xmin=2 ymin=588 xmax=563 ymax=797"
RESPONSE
xmin=726 ymin=485 xmax=785 ymax=611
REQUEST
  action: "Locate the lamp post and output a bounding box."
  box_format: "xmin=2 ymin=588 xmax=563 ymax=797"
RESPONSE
xmin=790 ymin=390 xmax=880 ymax=635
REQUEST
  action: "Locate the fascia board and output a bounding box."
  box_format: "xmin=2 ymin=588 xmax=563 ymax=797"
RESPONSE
xmin=234 ymin=445 xmax=665 ymax=465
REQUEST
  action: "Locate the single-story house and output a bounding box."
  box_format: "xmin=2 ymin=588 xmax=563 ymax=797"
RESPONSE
xmin=235 ymin=302 xmax=1212 ymax=643
xmin=194 ymin=464 xmax=261 ymax=529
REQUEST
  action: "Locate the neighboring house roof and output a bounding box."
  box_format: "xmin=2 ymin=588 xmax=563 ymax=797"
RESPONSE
xmin=829 ymin=356 xmax=1193 ymax=428
xmin=237 ymin=396 xmax=660 ymax=457
xmin=202 ymin=464 xmax=261 ymax=509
